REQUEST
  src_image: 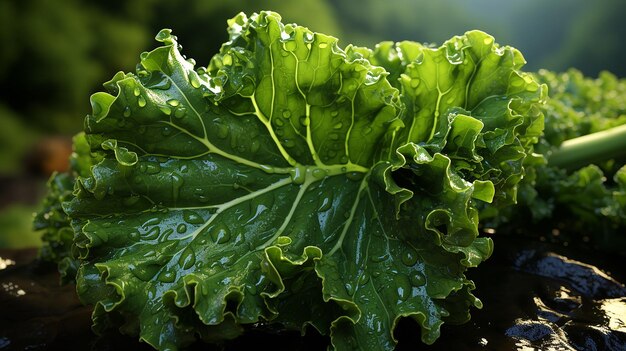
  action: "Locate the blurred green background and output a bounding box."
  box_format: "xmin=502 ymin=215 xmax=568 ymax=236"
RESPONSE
xmin=1 ymin=0 xmax=625 ymax=248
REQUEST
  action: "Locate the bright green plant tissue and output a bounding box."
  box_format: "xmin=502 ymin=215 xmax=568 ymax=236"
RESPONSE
xmin=36 ymin=11 xmax=545 ymax=351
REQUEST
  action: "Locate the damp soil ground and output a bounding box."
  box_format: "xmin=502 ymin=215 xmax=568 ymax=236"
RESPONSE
xmin=1 ymin=236 xmax=625 ymax=351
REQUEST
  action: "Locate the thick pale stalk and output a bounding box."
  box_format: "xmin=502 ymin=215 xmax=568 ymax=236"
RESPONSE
xmin=548 ymin=124 xmax=626 ymax=169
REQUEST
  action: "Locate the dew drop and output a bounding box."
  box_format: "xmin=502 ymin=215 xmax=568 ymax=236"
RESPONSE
xmin=177 ymin=223 xmax=187 ymax=234
xmin=370 ymin=253 xmax=388 ymax=263
xmin=300 ymin=116 xmax=309 ymax=126
xmin=318 ymin=42 xmax=328 ymax=49
xmin=304 ymin=32 xmax=314 ymax=43
xmin=183 ymin=210 xmax=204 ymax=224
xmin=311 ymin=168 xmax=327 ymax=179
xmin=483 ymin=37 xmax=494 ymax=46
xmin=394 ymin=276 xmax=411 ymax=301
xmin=129 ymin=232 xmax=139 ymax=240
xmin=158 ymin=270 xmax=176 ymax=283
xmin=330 ymin=111 xmax=339 ymax=117
xmin=410 ymin=272 xmax=426 ymax=286
xmin=345 ymin=282 xmax=356 ymax=295
xmin=167 ymin=99 xmax=180 ymax=107
xmin=137 ymin=96 xmax=147 ymax=107
xmin=162 ymin=126 xmax=172 ymax=136
xmin=216 ymin=124 xmax=229 ymax=139
xmin=358 ymin=274 xmax=370 ymax=285
xmin=362 ymin=126 xmax=373 ymax=135
xmin=174 ymin=107 xmax=187 ymax=118
xmin=133 ymin=87 xmax=141 ymax=97
xmin=329 ymin=133 xmax=339 ymax=141
xmin=401 ymin=249 xmax=418 ymax=266
xmin=333 ymin=122 xmax=343 ymax=129
xmin=282 ymin=110 xmax=291 ymax=118
xmin=123 ymin=106 xmax=131 ymax=117
xmin=159 ymin=105 xmax=172 ymax=115
xmin=171 ymin=173 xmax=184 ymax=202
xmin=130 ymin=264 xmax=160 ymax=281
xmin=189 ymin=72 xmax=201 ymax=88
xmin=197 ymin=67 xmax=207 ymax=75
xmin=283 ymin=139 xmax=296 ymax=148
xmin=290 ymin=165 xmax=307 ymax=185
xmin=210 ymin=224 xmax=231 ymax=244
xmin=179 ymin=247 xmax=196 ymax=269
xmin=145 ymin=162 xmax=161 ymax=174
xmin=318 ymin=195 xmax=333 ymax=212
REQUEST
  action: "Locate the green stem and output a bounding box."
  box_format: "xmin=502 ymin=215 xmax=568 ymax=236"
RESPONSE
xmin=547 ymin=123 xmax=626 ymax=170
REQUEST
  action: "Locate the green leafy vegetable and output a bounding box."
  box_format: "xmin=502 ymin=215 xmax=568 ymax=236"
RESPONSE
xmin=36 ymin=11 xmax=545 ymax=350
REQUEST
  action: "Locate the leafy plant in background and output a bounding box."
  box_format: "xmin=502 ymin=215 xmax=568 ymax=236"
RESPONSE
xmin=35 ymin=11 xmax=546 ymax=350
xmin=484 ymin=69 xmax=626 ymax=252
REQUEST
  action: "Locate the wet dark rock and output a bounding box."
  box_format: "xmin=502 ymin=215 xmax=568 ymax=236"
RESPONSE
xmin=513 ymin=249 xmax=626 ymax=298
xmin=504 ymin=319 xmax=573 ymax=348
xmin=564 ymin=322 xmax=626 ymax=351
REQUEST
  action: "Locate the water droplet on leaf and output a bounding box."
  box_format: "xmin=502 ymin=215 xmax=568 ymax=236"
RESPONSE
xmin=158 ymin=270 xmax=176 ymax=283
xmin=410 ymin=272 xmax=425 ymax=286
xmin=189 ymin=72 xmax=201 ymax=88
xmin=130 ymin=264 xmax=160 ymax=281
xmin=216 ymin=124 xmax=229 ymax=139
xmin=183 ymin=210 xmax=204 ymax=224
xmin=179 ymin=247 xmax=196 ymax=269
xmin=318 ymin=195 xmax=333 ymax=212
xmin=174 ymin=107 xmax=186 ymax=118
xmin=209 ymin=224 xmax=231 ymax=244
xmin=171 ymin=173 xmax=184 ymax=202
xmin=137 ymin=96 xmax=147 ymax=107
xmin=159 ymin=105 xmax=172 ymax=115
xmin=401 ymin=249 xmax=418 ymax=266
